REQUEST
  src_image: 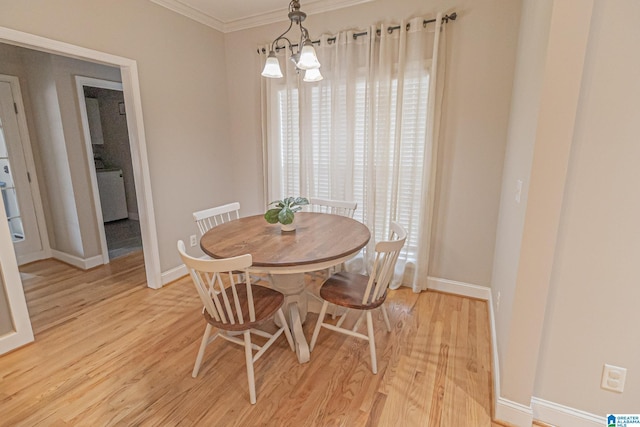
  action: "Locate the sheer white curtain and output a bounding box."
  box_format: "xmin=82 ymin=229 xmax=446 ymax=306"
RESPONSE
xmin=261 ymin=15 xmax=446 ymax=292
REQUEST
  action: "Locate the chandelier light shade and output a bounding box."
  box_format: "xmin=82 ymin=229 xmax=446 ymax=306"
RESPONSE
xmin=303 ymin=67 xmax=323 ymax=82
xmin=261 ymin=0 xmax=321 ymax=80
xmin=261 ymin=51 xmax=284 ymax=78
xmin=296 ymin=40 xmax=321 ymax=70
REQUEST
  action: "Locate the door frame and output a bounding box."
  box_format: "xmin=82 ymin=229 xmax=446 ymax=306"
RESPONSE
xmin=0 ymin=26 xmax=162 ymax=289
xmin=0 ymin=74 xmax=51 ymax=265
xmin=75 ymin=76 xmax=124 ymax=265
xmin=0 ymin=183 xmax=33 ymax=354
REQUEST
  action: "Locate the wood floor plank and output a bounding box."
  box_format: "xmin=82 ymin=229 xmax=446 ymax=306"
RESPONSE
xmin=0 ymin=252 xmax=517 ymax=426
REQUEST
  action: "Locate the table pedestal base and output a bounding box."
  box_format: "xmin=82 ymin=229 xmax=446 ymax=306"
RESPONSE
xmin=269 ymin=273 xmax=309 ymax=363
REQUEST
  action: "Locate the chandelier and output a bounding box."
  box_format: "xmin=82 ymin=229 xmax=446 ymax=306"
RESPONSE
xmin=261 ymin=0 xmax=323 ymax=82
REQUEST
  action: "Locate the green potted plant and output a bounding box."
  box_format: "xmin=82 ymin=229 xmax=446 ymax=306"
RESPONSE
xmin=264 ymin=197 xmax=309 ymax=231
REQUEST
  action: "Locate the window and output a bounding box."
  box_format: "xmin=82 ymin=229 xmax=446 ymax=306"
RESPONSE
xmin=275 ymin=72 xmax=430 ymax=260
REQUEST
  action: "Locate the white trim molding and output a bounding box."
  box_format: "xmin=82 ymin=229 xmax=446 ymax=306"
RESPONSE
xmin=149 ymin=0 xmax=224 ymax=32
xmin=0 ymin=181 xmax=34 ymax=354
xmin=51 ymin=250 xmax=103 ymax=270
xmin=531 ymin=397 xmax=604 ymax=427
xmin=224 ymin=0 xmax=375 ymax=32
xmin=150 ymin=0 xmax=375 ymax=33
xmin=161 ymin=264 xmax=188 ymax=286
xmin=426 ymin=276 xmax=491 ymax=300
xmin=488 ymin=289 xmax=502 ymax=424
xmin=427 ymin=280 xmax=605 ymax=427
xmin=17 ymin=249 xmax=50 ymax=266
xmin=0 ymin=25 xmax=162 ymax=290
xmin=0 ymin=75 xmax=52 ymax=263
xmin=75 ymin=76 xmax=124 ymax=266
xmin=496 ymin=397 xmax=533 ymax=427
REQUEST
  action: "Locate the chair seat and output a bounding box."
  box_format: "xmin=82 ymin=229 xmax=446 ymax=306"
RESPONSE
xmin=320 ymin=272 xmax=387 ymax=310
xmin=204 ymin=285 xmax=284 ymax=331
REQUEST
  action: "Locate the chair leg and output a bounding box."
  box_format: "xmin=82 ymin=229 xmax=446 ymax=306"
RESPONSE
xmin=381 ymin=303 xmax=391 ymax=332
xmin=310 ymin=301 xmax=329 ymax=352
xmin=277 ymin=308 xmax=295 ymax=351
xmin=192 ymin=323 xmax=213 ymax=378
xmin=366 ymin=311 xmax=377 ymax=374
xmin=244 ymin=330 xmax=257 ymax=404
xmin=352 ymin=311 xmax=365 ymax=332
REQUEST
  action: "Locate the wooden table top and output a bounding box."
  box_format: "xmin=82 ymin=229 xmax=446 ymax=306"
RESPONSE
xmin=200 ymin=212 xmax=370 ymax=268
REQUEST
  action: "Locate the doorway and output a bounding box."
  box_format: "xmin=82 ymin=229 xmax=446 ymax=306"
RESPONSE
xmin=0 ymin=76 xmax=49 ymax=265
xmin=77 ymin=78 xmax=142 ymax=261
xmin=0 ymin=25 xmax=162 ymax=355
xmin=0 ymin=26 xmax=161 ymax=288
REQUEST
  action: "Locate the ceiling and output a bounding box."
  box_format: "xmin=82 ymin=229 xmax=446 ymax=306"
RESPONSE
xmin=150 ymin=0 xmax=374 ymax=33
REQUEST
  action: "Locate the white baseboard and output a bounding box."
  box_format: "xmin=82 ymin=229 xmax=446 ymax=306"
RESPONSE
xmin=426 ymin=276 xmax=491 ymax=300
xmin=51 ymin=250 xmax=103 ymax=270
xmin=428 ymin=279 xmax=605 ymax=427
xmin=17 ymin=249 xmax=50 ymax=266
xmin=488 ymin=290 xmax=502 ymax=421
xmin=496 ymin=397 xmax=533 ymax=427
xmin=161 ymin=255 xmax=215 ymax=287
xmin=531 ymin=397 xmax=604 ymax=427
xmin=128 ymin=212 xmax=139 ymax=221
xmin=161 ymin=263 xmax=187 ymax=286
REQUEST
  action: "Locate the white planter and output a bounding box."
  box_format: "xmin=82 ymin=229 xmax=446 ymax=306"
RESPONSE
xmin=280 ymin=220 xmax=296 ymax=232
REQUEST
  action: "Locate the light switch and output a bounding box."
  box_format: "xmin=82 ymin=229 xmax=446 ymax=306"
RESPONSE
xmin=515 ymin=179 xmax=523 ymax=203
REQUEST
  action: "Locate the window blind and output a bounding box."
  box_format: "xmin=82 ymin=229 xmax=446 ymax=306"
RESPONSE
xmin=275 ymin=73 xmax=429 ymax=260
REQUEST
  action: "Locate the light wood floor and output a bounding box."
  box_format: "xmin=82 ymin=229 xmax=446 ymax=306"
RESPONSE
xmin=2 ymin=251 xmax=508 ymax=426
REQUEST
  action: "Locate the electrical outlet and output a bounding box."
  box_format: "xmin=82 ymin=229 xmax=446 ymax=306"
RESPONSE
xmin=190 ymin=234 xmax=198 ymax=247
xmin=601 ymin=364 xmax=626 ymax=393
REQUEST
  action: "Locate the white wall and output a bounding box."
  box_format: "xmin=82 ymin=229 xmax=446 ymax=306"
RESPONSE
xmin=224 ymin=0 xmax=521 ymax=286
xmin=21 ymin=50 xmax=84 ymax=256
xmin=493 ymin=0 xmax=640 ymax=424
xmin=48 ymin=54 xmax=122 ymax=258
xmin=534 ymin=0 xmax=640 ymax=414
xmin=0 ymin=0 xmax=234 ymax=271
xmin=491 ymin=0 xmax=553 ymax=392
xmin=13 ymin=48 xmax=122 ymax=259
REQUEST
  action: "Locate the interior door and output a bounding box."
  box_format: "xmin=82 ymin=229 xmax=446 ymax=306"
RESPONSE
xmin=0 ymin=81 xmax=43 ymax=261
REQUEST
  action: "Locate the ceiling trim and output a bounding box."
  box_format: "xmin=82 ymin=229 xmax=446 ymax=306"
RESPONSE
xmin=224 ymin=0 xmax=375 ymax=33
xmin=150 ymin=0 xmax=376 ymax=33
xmin=150 ymin=0 xmax=225 ymax=32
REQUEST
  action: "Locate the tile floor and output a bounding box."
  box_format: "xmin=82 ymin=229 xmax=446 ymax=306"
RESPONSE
xmin=104 ymin=218 xmax=142 ymax=259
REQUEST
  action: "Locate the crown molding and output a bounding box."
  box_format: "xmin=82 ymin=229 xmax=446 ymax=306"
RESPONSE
xmin=150 ymin=0 xmax=375 ymax=33
xmin=224 ymin=0 xmax=375 ymax=32
xmin=150 ymin=0 xmax=225 ymax=32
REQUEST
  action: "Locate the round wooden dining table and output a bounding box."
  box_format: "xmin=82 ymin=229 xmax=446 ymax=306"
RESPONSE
xmin=200 ymin=212 xmax=370 ymax=363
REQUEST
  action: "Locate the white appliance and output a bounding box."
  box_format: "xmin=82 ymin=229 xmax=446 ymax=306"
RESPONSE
xmin=96 ymin=169 xmax=128 ymax=222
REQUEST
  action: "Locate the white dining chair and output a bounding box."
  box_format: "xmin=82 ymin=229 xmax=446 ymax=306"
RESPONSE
xmin=177 ymin=240 xmax=294 ymax=404
xmin=193 ymin=202 xmax=241 ymax=236
xmin=308 ymin=198 xmax=358 ymax=277
xmin=309 ymin=197 xmax=357 ymax=218
xmin=193 ymin=202 xmax=266 ymax=285
xmin=309 ymin=222 xmax=407 ymax=374
xmin=307 ymin=198 xmax=359 ymax=317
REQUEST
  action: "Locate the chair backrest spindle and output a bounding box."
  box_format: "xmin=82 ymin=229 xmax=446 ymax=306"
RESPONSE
xmin=177 ymin=241 xmax=255 ymax=327
xmin=193 ymin=202 xmax=241 ymax=236
xmin=309 ymin=197 xmax=357 ymax=218
xmin=360 ymin=222 xmax=407 ymax=306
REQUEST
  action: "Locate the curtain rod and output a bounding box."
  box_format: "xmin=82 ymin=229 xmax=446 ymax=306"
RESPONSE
xmin=257 ymin=12 xmax=457 ymax=54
